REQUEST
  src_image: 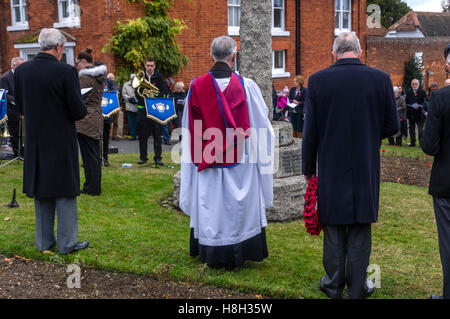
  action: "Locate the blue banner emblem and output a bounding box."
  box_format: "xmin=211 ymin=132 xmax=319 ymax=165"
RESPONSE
xmin=0 ymin=89 xmax=7 ymax=125
xmin=102 ymin=90 xmax=120 ymax=118
xmin=144 ymin=97 xmax=177 ymax=124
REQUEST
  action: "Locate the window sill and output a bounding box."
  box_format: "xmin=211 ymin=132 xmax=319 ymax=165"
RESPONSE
xmin=272 ymin=71 xmax=290 ymax=78
xmin=228 ymin=27 xmax=240 ymax=36
xmin=271 ymin=30 xmax=290 ymax=37
xmin=7 ymin=23 xmax=29 ymax=32
xmin=334 ymin=29 xmax=355 ymax=36
xmin=53 ymin=20 xmax=81 ymax=29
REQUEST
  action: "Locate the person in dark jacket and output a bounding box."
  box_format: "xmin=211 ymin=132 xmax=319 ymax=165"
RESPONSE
xmin=405 ymin=79 xmax=426 ymax=146
xmin=288 ymin=75 xmax=307 ymax=138
xmin=420 ymin=44 xmax=450 ymax=299
xmin=302 ymin=32 xmax=399 ymax=299
xmin=423 ymin=82 xmax=439 ymax=118
xmin=169 ymin=81 xmax=186 ymax=140
xmin=387 ymin=86 xmax=406 ymax=146
xmin=135 ymin=57 xmax=169 ymax=165
xmin=75 ymin=48 xmax=107 ymax=196
xmin=0 ymin=57 xmax=24 ymax=158
xmin=14 ymin=28 xmax=89 ymax=255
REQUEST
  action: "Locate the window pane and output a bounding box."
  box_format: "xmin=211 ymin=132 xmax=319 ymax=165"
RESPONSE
xmin=343 ymin=12 xmax=349 ymax=29
xmin=14 ymin=7 xmax=21 ymax=23
xmin=228 ymin=7 xmax=240 ymax=26
xmin=27 ymin=54 xmax=36 ymax=60
xmin=335 ymin=12 xmax=340 ymax=29
xmin=274 ymin=51 xmax=284 ymax=69
xmin=335 ymin=0 xmax=340 ymax=11
xmin=228 ymin=0 xmax=240 ymax=5
xmin=62 ymin=1 xmax=69 ymax=18
xmin=274 ymin=9 xmax=282 ymax=28
xmin=273 ymin=0 xmax=282 ymax=8
xmin=343 ymin=0 xmax=350 ymax=11
xmin=13 ymin=0 xmax=20 ymax=5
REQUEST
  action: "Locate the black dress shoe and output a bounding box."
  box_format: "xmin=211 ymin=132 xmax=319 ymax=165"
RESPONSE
xmin=430 ymin=294 xmax=443 ymax=299
xmin=103 ymin=161 xmax=110 ymax=167
xmin=155 ymin=159 xmax=164 ymax=166
xmin=138 ymin=159 xmax=148 ymax=165
xmin=319 ymin=276 xmax=342 ymax=299
xmin=63 ymin=241 xmax=89 ymax=254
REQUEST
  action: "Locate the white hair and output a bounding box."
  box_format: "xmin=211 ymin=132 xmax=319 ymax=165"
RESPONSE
xmin=38 ymin=28 xmax=66 ymax=51
xmin=393 ymin=86 xmax=399 ymax=94
xmin=210 ymin=36 xmax=237 ymax=62
xmin=332 ymin=32 xmax=361 ymax=57
xmin=11 ymin=57 xmax=23 ymax=68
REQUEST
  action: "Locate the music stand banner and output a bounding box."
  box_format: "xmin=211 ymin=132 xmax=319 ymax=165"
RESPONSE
xmin=144 ymin=97 xmax=177 ymax=124
xmin=0 ymin=89 xmax=7 ymax=125
xmin=101 ymin=90 xmax=120 ymax=118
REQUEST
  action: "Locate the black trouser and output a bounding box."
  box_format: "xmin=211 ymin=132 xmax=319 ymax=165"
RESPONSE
xmin=7 ymin=120 xmax=23 ymax=158
xmin=408 ymin=119 xmax=424 ymax=145
xmin=321 ymin=223 xmax=372 ymax=299
xmin=388 ymin=135 xmax=402 ymax=146
xmin=103 ymin=122 xmax=111 ymax=162
xmin=136 ymin=108 xmax=162 ymax=162
xmin=77 ymin=133 xmax=101 ymax=195
xmin=433 ymin=197 xmax=450 ymax=299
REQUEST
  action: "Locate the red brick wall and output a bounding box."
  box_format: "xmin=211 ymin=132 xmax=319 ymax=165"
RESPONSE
xmin=0 ymin=0 xmax=368 ymax=91
xmin=366 ymin=36 xmax=450 ymax=89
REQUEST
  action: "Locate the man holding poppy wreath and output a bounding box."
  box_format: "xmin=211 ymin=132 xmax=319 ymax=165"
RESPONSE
xmin=302 ymin=32 xmax=399 ymax=299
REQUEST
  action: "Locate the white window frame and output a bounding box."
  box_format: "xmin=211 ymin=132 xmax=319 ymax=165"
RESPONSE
xmin=7 ymin=0 xmax=29 ymax=32
xmin=14 ymin=42 xmax=76 ymax=66
xmin=227 ymin=0 xmax=241 ymax=36
xmin=54 ymin=0 xmax=81 ymax=28
xmin=334 ymin=0 xmax=352 ymax=35
xmin=227 ymin=0 xmax=290 ymax=37
xmin=272 ymin=0 xmax=289 ymax=36
xmin=272 ymin=50 xmax=290 ymax=78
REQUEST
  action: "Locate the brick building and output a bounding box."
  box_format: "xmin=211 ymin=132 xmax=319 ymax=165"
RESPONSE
xmin=0 ymin=0 xmax=367 ymax=90
xmin=366 ymin=11 xmax=450 ymax=89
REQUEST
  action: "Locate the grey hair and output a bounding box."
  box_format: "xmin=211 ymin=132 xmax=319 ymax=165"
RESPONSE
xmin=174 ymin=81 xmax=185 ymax=91
xmin=39 ymin=28 xmax=66 ymax=51
xmin=11 ymin=57 xmax=23 ymax=68
xmin=393 ymin=86 xmax=399 ymax=94
xmin=332 ymin=32 xmax=361 ymax=57
xmin=211 ymin=36 xmax=237 ymax=62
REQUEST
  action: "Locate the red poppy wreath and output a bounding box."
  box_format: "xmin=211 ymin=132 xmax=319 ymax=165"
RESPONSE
xmin=303 ymin=175 xmax=323 ymax=236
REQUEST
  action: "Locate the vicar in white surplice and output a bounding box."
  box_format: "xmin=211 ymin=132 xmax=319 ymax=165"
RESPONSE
xmin=180 ymin=36 xmax=274 ymax=269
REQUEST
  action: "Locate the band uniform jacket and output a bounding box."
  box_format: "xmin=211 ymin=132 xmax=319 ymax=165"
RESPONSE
xmin=14 ymin=52 xmax=87 ymax=198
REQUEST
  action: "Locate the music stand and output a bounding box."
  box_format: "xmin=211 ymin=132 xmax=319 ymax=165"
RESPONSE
xmin=0 ymin=117 xmax=24 ymax=169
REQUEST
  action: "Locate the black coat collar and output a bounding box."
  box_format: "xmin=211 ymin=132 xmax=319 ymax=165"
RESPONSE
xmin=332 ymin=58 xmax=364 ymax=67
xmin=35 ymin=52 xmax=59 ymax=62
xmin=210 ymin=62 xmax=233 ymax=78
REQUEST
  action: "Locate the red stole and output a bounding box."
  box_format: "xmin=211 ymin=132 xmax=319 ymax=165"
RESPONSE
xmin=188 ymin=72 xmax=250 ymax=172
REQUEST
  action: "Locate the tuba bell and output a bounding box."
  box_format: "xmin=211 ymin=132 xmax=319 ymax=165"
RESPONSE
xmin=132 ymin=71 xmax=160 ymax=98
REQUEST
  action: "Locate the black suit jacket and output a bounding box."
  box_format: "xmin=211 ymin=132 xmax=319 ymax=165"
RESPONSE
xmin=14 ymin=52 xmax=87 ymax=198
xmin=302 ymin=58 xmax=399 ymax=225
xmin=0 ymin=70 xmax=21 ymax=121
xmin=420 ymin=86 xmax=450 ymax=198
xmin=405 ymin=88 xmax=426 ymax=122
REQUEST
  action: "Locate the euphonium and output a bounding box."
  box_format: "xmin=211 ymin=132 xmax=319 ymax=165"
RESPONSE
xmin=132 ymin=70 xmax=160 ymax=98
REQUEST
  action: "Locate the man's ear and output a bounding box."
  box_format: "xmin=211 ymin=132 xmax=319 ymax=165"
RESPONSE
xmin=358 ymin=50 xmax=363 ymax=59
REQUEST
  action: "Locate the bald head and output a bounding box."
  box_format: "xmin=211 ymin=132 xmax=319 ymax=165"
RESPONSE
xmin=445 ymin=78 xmax=450 ymax=87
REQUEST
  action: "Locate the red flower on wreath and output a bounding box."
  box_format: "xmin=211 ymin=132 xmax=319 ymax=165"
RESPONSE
xmin=302 ymin=176 xmax=323 ymax=236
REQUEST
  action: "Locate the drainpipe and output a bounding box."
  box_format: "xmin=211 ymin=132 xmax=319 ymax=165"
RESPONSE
xmin=296 ymin=0 xmax=301 ymax=75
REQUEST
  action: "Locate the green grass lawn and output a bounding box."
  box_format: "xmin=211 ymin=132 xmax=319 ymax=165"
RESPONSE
xmin=0 ymin=152 xmax=442 ymax=299
xmin=380 ymin=137 xmax=433 ymax=161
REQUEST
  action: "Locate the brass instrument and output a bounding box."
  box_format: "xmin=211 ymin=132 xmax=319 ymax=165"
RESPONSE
xmin=132 ymin=71 xmax=160 ymax=98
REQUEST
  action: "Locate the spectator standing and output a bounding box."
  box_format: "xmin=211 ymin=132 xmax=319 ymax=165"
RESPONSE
xmin=14 ymin=28 xmax=89 ymax=254
xmin=75 ymin=48 xmax=106 ymax=196
xmin=122 ymin=73 xmax=138 ymax=141
xmin=420 ymin=44 xmax=450 ymax=299
xmin=388 ymin=86 xmax=406 ymax=146
xmin=405 ymin=79 xmax=426 ymax=146
xmin=289 ymin=75 xmax=307 ymax=138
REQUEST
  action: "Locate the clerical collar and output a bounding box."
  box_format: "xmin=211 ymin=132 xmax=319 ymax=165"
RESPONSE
xmin=210 ymin=62 xmax=233 ymax=79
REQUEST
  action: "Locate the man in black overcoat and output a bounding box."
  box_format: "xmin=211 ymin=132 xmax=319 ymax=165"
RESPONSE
xmin=420 ymin=44 xmax=450 ymax=299
xmin=405 ymin=79 xmax=426 ymax=146
xmin=14 ymin=28 xmax=89 ymax=255
xmin=302 ymin=32 xmax=399 ymax=299
xmin=0 ymin=57 xmax=24 ymax=158
xmin=136 ymin=57 xmax=169 ymax=166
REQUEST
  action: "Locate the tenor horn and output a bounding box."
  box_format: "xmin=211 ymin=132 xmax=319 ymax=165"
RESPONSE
xmin=132 ymin=71 xmax=160 ymax=98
